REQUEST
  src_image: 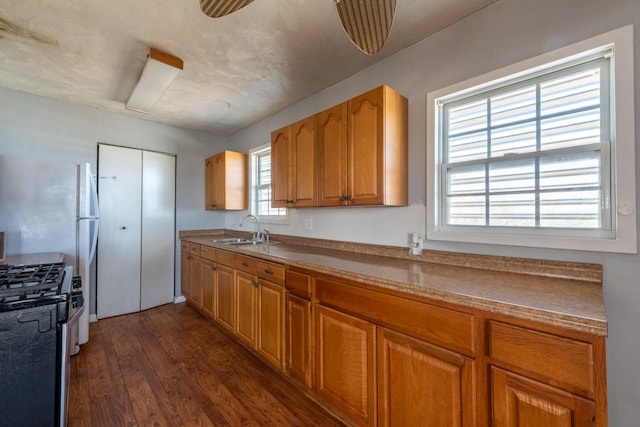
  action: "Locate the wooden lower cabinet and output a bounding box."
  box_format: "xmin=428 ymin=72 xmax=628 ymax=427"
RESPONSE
xmin=215 ymin=264 xmax=235 ymax=332
xmin=315 ymin=305 xmax=376 ymax=426
xmin=285 ymin=293 xmax=312 ymax=387
xmin=180 ymin=249 xmax=191 ymax=300
xmin=377 ymin=327 xmax=475 ymax=427
xmin=200 ymin=259 xmax=216 ymax=317
xmin=235 ymin=270 xmax=258 ymax=347
xmin=491 ymin=367 xmax=596 ymax=427
xmin=257 ymin=279 xmax=285 ymax=368
xmin=189 ymin=255 xmax=203 ymax=306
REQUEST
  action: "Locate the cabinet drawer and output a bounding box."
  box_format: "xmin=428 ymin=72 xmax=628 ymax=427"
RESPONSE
xmin=200 ymin=245 xmax=216 ymax=262
xmin=285 ymin=270 xmax=312 ymax=298
xmin=216 ymin=249 xmax=256 ymax=274
xmin=488 ymin=321 xmax=594 ymax=395
xmin=182 ymin=241 xmax=201 ymax=256
xmin=255 ymin=259 xmax=284 ymax=284
xmin=188 ymin=243 xmax=201 ymax=256
xmin=316 ymin=277 xmax=475 ymax=356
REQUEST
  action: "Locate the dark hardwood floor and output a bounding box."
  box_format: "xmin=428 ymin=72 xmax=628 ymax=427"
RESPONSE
xmin=69 ymin=303 xmax=344 ymax=427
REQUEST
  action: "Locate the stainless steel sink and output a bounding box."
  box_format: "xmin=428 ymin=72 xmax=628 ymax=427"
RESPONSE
xmin=211 ymin=238 xmax=249 ymax=244
xmin=212 ymin=237 xmax=277 ymax=246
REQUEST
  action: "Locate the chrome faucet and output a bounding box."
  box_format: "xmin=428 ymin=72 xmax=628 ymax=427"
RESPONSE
xmin=239 ymin=214 xmax=262 ymax=241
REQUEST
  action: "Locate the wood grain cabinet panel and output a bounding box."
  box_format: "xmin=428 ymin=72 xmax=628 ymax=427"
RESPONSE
xmin=180 ymin=247 xmax=191 ymax=301
xmin=315 ymin=305 xmax=376 ymax=426
xmin=200 ymin=259 xmax=216 ymax=318
xmin=257 ymin=279 xmax=285 ymax=368
xmin=489 ymin=321 xmax=594 ymax=396
xmin=286 ymin=293 xmax=313 ymax=387
xmin=235 ymin=270 xmax=258 ymax=348
xmin=491 ymin=367 xmax=596 ymax=427
xmin=214 ymin=264 xmax=235 ymax=332
xmin=204 ymin=151 xmax=247 ymax=211
xmin=377 ymin=327 xmax=475 ymax=427
xmin=318 ymin=102 xmax=348 ymax=206
xmin=190 ymin=254 xmax=202 ymax=307
xmin=271 ymin=125 xmax=293 ymax=208
xmin=318 ymin=86 xmax=408 ymax=207
xmin=271 ymin=117 xmax=318 ymax=208
xmin=316 ymin=276 xmax=475 ymax=356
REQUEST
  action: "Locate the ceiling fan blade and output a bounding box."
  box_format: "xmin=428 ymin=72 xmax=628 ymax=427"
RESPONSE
xmin=200 ymin=0 xmax=255 ymax=18
xmin=336 ymin=0 xmax=397 ymax=55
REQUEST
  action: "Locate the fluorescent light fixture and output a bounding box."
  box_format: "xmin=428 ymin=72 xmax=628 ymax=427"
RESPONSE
xmin=125 ymin=48 xmax=183 ymax=113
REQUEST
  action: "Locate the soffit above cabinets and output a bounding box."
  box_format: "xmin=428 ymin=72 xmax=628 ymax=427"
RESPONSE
xmin=0 ymin=0 xmax=497 ymax=136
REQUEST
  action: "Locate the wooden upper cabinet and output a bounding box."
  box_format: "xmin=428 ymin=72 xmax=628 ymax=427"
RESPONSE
xmin=292 ymin=116 xmax=318 ymax=207
xmin=271 ymin=126 xmax=292 ymax=208
xmin=318 ymin=103 xmax=348 ymax=206
xmin=205 ymin=150 xmax=247 ymax=210
xmin=272 ymin=85 xmax=407 ymax=208
xmin=348 ymin=85 xmax=407 ymax=206
xmin=271 ymin=117 xmax=318 ymax=208
xmin=318 ymin=85 xmax=408 ymax=207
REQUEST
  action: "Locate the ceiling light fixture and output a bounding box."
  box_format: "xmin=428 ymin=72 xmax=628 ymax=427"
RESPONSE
xmin=125 ymin=48 xmax=184 ymax=113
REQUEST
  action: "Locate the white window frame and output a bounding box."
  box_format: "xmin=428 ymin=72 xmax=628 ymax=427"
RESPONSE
xmin=426 ymin=25 xmax=636 ymax=253
xmin=249 ymin=144 xmax=288 ymax=224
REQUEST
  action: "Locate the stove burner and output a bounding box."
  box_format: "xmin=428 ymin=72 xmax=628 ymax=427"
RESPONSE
xmin=0 ymin=263 xmax=66 ymax=298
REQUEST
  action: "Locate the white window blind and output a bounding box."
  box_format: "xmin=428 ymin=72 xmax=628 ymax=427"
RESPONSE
xmin=440 ymin=58 xmax=612 ymax=236
xmin=427 ymin=26 xmax=636 ymax=253
xmin=252 ymin=147 xmax=286 ymax=218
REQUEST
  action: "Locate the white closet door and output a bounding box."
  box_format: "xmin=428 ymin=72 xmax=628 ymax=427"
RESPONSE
xmin=140 ymin=151 xmax=175 ymax=310
xmin=97 ymin=145 xmax=142 ymax=318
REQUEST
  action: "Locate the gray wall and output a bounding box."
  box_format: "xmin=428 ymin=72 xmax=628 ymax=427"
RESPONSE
xmin=0 ymin=87 xmax=227 ymax=310
xmin=226 ymin=0 xmax=640 ymax=423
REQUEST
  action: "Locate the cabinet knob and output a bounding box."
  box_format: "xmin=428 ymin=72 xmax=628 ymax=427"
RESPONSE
xmin=251 ymin=280 xmax=258 ymax=288
xmin=242 ymin=262 xmax=249 ymax=267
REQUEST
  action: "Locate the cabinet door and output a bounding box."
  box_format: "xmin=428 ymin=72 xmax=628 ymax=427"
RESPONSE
xmin=257 ymin=280 xmax=284 ymax=368
xmin=205 ymin=152 xmax=225 ymax=210
xmin=286 ymin=294 xmax=312 ymax=387
xmin=271 ymin=125 xmax=292 ymax=208
xmin=316 ymin=305 xmax=376 ymax=426
xmin=190 ymin=256 xmax=202 ymax=306
xmin=180 ymin=250 xmax=191 ymax=300
xmin=318 ymin=103 xmax=348 ymax=206
xmin=348 ymin=87 xmax=384 ymax=206
xmin=491 ymin=367 xmax=596 ymax=427
xmin=200 ymin=259 xmax=216 ymax=317
xmin=215 ymin=264 xmax=235 ymax=332
xmin=235 ymin=270 xmax=258 ymax=348
xmin=377 ymin=328 xmax=475 ymax=427
xmin=291 ymin=116 xmax=318 ymax=207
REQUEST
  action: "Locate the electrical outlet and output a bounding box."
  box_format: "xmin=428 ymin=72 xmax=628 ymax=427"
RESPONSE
xmin=303 ymin=218 xmax=313 ymax=230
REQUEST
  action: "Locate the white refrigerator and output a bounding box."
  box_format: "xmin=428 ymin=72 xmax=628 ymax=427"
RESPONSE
xmin=0 ymin=155 xmax=98 ymax=349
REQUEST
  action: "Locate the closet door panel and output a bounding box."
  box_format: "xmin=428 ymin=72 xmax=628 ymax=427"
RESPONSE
xmin=141 ymin=151 xmax=176 ymax=310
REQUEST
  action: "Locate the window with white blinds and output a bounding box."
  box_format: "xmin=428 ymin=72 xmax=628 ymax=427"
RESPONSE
xmin=442 ymin=59 xmax=610 ymax=232
xmin=427 ymin=26 xmax=636 ymax=253
xmin=251 ymin=145 xmax=287 ymax=220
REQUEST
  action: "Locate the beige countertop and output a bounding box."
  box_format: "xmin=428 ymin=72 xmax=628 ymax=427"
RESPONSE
xmin=1 ymin=252 xmax=65 ymax=265
xmin=182 ymin=231 xmax=607 ymax=336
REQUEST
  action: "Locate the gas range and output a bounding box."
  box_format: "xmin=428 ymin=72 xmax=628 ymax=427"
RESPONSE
xmin=0 ymin=262 xmax=79 ymax=314
xmin=0 ymin=261 xmax=85 ymax=426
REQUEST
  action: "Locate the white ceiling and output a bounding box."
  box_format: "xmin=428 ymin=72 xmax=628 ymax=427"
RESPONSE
xmin=0 ymin=0 xmax=497 ymax=136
